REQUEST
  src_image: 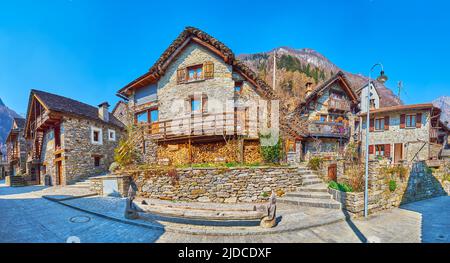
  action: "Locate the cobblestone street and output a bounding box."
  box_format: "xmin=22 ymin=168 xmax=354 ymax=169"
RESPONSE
xmin=0 ymin=180 xmax=448 ymax=243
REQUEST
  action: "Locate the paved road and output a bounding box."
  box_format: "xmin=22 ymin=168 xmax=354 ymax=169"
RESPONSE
xmin=0 ymin=180 xmax=448 ymax=243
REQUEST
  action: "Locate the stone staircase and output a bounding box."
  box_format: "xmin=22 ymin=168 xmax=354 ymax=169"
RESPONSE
xmin=8 ymin=176 xmax=26 ymax=187
xmin=279 ymin=166 xmax=341 ymax=210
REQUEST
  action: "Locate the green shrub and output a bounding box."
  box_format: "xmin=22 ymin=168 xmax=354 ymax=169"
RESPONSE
xmin=261 ymin=191 xmax=270 ymax=198
xmin=328 ymin=180 xmax=353 ymax=192
xmin=308 ymin=157 xmax=323 ymax=171
xmin=259 ymin=132 xmax=283 ymax=164
xmin=389 ymin=180 xmax=397 ymax=192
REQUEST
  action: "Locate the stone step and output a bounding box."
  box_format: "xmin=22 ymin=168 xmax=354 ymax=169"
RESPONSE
xmin=297 ymin=185 xmax=329 ymax=193
xmin=136 ymin=204 xmax=265 ymax=221
xmin=302 ymin=175 xmax=320 ymax=180
xmin=302 ymin=179 xmax=323 ymax=186
xmin=285 ymin=192 xmax=332 ymax=199
xmin=278 ymin=197 xmax=341 ymax=209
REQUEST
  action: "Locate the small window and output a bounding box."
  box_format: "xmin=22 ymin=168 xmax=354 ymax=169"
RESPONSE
xmin=91 ymin=127 xmax=103 ymax=145
xmin=319 ymin=115 xmax=327 ymax=122
xmin=94 ymin=156 xmax=101 ymax=167
xmin=150 ymin=109 xmax=159 ymax=123
xmin=375 ymin=145 xmax=385 ymax=157
xmin=406 ymin=114 xmax=416 ymax=127
xmin=191 ymin=98 xmax=201 ymax=113
xmin=370 ymin=99 xmax=376 ymax=108
xmin=136 ymin=111 xmax=148 ymax=123
xmin=187 ymin=65 xmax=203 ymax=81
xmin=234 ymin=81 xmax=243 ymax=94
xmin=108 ymin=129 xmax=116 ymax=141
xmin=375 ymin=118 xmax=385 ymax=130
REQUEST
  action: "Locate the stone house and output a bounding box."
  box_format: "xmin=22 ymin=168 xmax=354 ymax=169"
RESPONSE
xmin=24 ymin=89 xmax=124 ymax=186
xmin=358 ymin=103 xmax=448 ymax=163
xmin=116 ymin=27 xmax=304 ymax=165
xmin=291 ymin=71 xmax=360 ymax=160
xmin=5 ymin=117 xmax=28 ymax=177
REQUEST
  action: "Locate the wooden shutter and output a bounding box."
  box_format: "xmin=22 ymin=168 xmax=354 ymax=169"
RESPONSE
xmin=369 ymin=145 xmax=374 ymax=154
xmin=416 ymin=113 xmax=422 ymax=128
xmin=400 ymin=114 xmax=406 ymax=129
xmin=384 ymin=116 xmax=390 ymax=130
xmin=385 ymin=144 xmax=391 ymax=158
xmin=177 ymin=68 xmax=186 ymax=84
xmin=203 ymin=61 xmax=214 ymax=79
xmin=369 ymin=118 xmax=375 ymax=132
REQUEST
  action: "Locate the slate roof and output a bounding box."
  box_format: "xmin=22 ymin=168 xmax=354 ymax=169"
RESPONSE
xmin=31 ymin=89 xmax=124 ymax=128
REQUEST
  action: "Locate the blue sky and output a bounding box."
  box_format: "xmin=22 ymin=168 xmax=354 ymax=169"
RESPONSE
xmin=0 ymin=0 xmax=449 ymax=115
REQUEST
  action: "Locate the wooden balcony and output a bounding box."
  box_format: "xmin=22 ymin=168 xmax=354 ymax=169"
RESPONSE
xmin=140 ymin=112 xmax=259 ymax=142
xmin=328 ymin=98 xmax=351 ymax=112
xmin=308 ymin=122 xmax=350 ymax=138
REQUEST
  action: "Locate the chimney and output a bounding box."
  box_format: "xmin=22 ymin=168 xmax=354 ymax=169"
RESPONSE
xmin=98 ymin=102 xmax=110 ymax=122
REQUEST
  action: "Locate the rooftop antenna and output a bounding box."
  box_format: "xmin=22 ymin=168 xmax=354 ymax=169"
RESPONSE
xmin=397 ymin=81 xmax=403 ymax=100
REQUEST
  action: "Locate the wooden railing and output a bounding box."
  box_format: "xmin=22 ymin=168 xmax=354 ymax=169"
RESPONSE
xmin=430 ymin=127 xmax=439 ymax=139
xmin=140 ymin=112 xmax=259 ymax=141
xmin=308 ymin=122 xmax=350 ymax=138
xmin=328 ymin=98 xmax=351 ymax=112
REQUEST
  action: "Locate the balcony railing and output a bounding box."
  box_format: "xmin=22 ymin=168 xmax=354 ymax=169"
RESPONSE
xmin=139 ymin=112 xmax=259 ymax=141
xmin=328 ymin=98 xmax=351 ymax=112
xmin=308 ymin=122 xmax=350 ymax=138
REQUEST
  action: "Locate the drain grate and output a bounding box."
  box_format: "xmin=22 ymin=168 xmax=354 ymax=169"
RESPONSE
xmin=69 ymin=215 xmax=91 ymax=223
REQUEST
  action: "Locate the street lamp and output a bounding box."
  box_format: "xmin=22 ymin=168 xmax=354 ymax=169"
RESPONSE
xmin=364 ymin=63 xmax=388 ymax=218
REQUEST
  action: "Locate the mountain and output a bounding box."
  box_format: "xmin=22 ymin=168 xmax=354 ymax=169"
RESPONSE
xmin=0 ymin=97 xmax=21 ymax=151
xmin=238 ymin=47 xmax=402 ymax=111
xmin=433 ymin=96 xmax=450 ymax=128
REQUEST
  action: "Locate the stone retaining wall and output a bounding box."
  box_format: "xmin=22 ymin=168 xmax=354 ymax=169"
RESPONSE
xmin=330 ymin=160 xmax=449 ymax=217
xmin=124 ymin=167 xmax=302 ymax=203
xmin=89 ymin=175 xmax=131 ymax=197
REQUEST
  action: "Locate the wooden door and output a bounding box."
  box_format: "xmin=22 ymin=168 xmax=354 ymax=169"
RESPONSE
xmin=394 ymin=143 xmax=403 ymax=163
xmin=56 ymin=161 xmax=63 ymax=185
xmin=328 ymin=164 xmax=337 ymax=182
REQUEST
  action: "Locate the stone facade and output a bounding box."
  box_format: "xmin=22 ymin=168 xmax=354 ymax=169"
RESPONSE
xmin=126 ymin=40 xmax=272 ymax=165
xmin=360 ymin=108 xmax=433 ymax=162
xmin=301 ymin=78 xmax=358 ymax=160
xmin=89 ymin=174 xmax=131 ymax=197
xmin=124 ymin=167 xmax=302 ymax=203
xmin=330 ymin=160 xmax=448 ymax=217
xmin=39 ymin=116 xmax=123 ymax=185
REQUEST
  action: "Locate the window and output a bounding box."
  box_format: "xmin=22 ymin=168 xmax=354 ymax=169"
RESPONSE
xmin=370 ymin=99 xmax=376 ymax=109
xmin=375 ymin=118 xmax=385 ymax=130
xmin=375 ymin=145 xmax=385 ymax=156
xmin=94 ymin=156 xmax=101 ymax=167
xmin=319 ymin=115 xmax=327 ymax=122
xmin=135 ymin=108 xmax=158 ymax=124
xmin=108 ymin=129 xmax=116 ymax=141
xmin=136 ymin=111 xmax=148 ymax=123
xmin=234 ymin=81 xmax=243 ymax=94
xmin=150 ymin=109 xmax=159 ymax=123
xmin=91 ymin=127 xmax=103 ymax=145
xmin=406 ymin=114 xmax=416 ymax=127
xmin=191 ymin=99 xmax=201 ymax=113
xmin=187 ymin=65 xmax=203 ymax=81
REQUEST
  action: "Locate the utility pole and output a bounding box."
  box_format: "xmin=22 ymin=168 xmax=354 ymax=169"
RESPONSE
xmin=397 ymin=81 xmax=403 ymax=100
xmin=272 ymin=50 xmax=277 ymax=90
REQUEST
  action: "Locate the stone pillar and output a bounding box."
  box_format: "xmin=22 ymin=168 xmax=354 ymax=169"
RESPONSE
xmin=368 ymin=160 xmax=381 ymax=191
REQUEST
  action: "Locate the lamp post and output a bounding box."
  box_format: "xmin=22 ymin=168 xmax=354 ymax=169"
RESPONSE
xmin=364 ymin=63 xmax=388 ymax=218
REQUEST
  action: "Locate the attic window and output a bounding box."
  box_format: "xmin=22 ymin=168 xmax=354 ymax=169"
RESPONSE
xmin=234 ymin=81 xmax=243 ymax=94
xmin=187 ymin=65 xmax=203 ymax=81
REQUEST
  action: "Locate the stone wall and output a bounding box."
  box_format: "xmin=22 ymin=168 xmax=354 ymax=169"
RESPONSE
xmin=40 ymin=129 xmax=56 ymax=185
xmin=62 ymin=117 xmax=123 ymax=184
xmin=330 ymin=160 xmax=448 ymax=217
xmin=125 ymin=167 xmax=302 ymax=203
